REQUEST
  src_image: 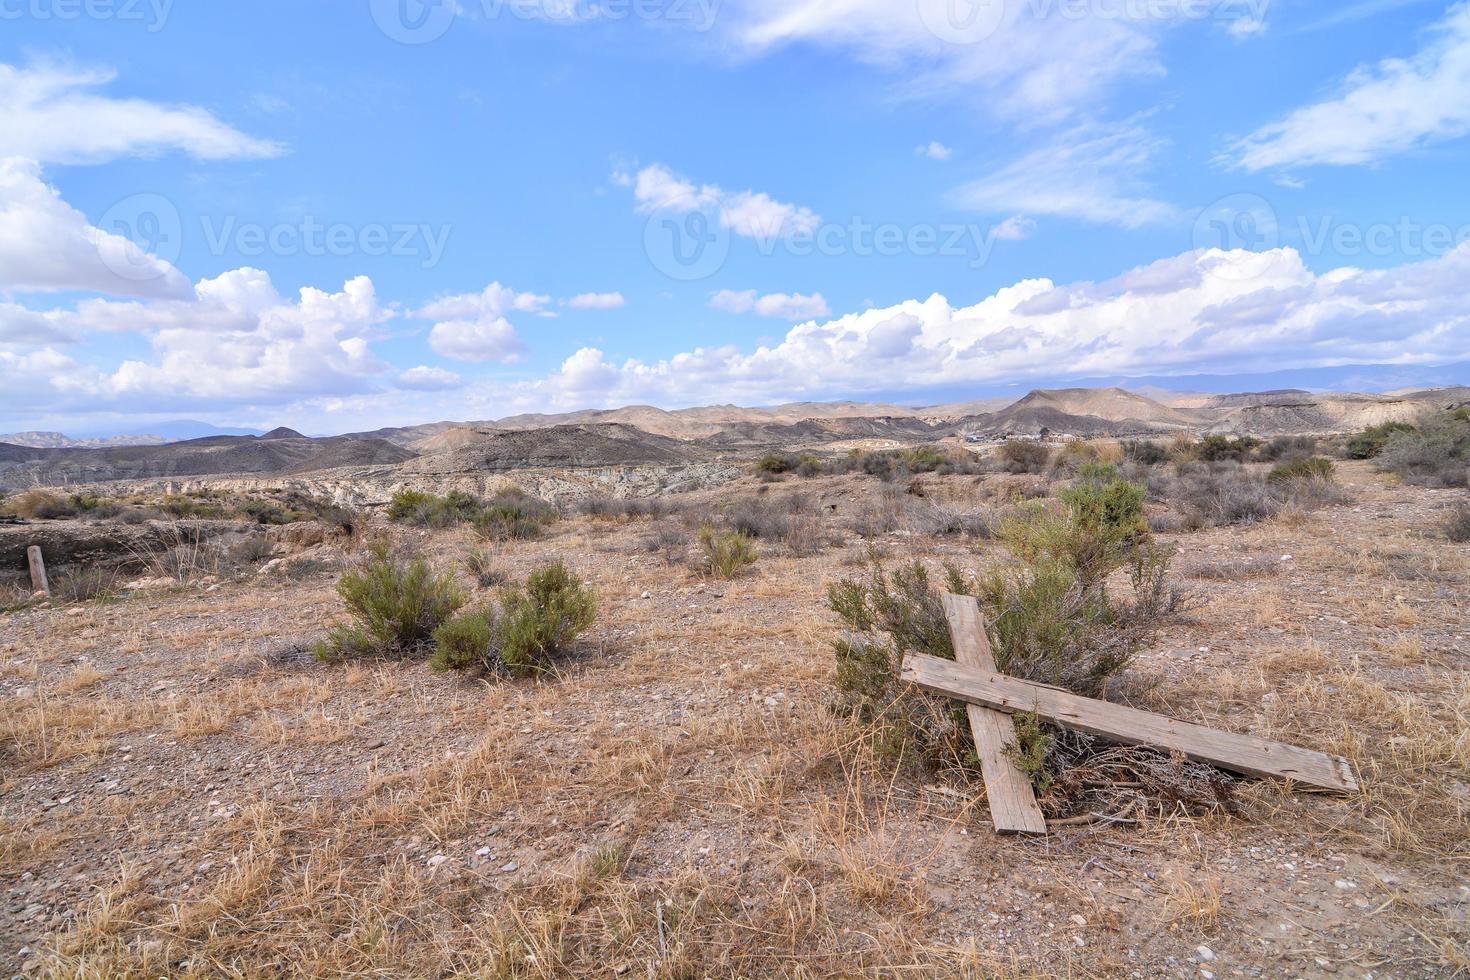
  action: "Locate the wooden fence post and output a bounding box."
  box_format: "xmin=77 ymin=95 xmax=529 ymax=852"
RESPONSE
xmin=27 ymin=545 xmax=50 ymax=597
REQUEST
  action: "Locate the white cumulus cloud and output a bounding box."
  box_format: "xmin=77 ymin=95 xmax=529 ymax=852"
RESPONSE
xmin=565 ymin=291 xmax=627 ymax=310
xmin=0 ymin=62 xmax=284 ymax=165
xmin=0 ymin=157 xmax=193 ymax=299
xmin=709 ymin=289 xmax=830 ymax=320
xmin=512 ymin=244 xmax=1470 ymax=409
xmin=1227 ymin=5 xmax=1470 ymax=171
xmin=397 ymin=365 xmax=463 ymax=391
xmin=419 ymin=282 xmax=550 ymax=363
xmin=622 ymin=163 xmax=820 ymax=241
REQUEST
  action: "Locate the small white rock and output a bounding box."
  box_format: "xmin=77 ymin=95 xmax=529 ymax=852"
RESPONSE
xmin=427 ymin=854 xmax=448 ymax=868
xmin=1196 ymin=945 xmax=1215 ymax=961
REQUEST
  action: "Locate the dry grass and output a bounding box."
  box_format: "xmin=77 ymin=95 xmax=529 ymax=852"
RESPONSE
xmin=4 ymin=459 xmax=1469 ymax=976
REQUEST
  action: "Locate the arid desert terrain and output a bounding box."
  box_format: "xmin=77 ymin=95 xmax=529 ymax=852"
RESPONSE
xmin=2 ymin=385 xmax=1468 ymax=978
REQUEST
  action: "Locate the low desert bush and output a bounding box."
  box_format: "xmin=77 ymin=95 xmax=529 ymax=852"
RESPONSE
xmin=698 ymin=525 xmax=757 ymax=578
xmin=1375 ymin=411 xmax=1470 ymax=487
xmin=577 ymin=496 xmax=668 ymax=521
xmin=229 ymin=534 xmax=276 ymax=565
xmin=831 ymin=445 xmax=973 ymax=480
xmin=1445 ymin=502 xmax=1470 ymax=543
xmin=1346 ymin=421 xmax=1415 ymax=459
xmin=1266 ymin=456 xmax=1335 ymax=484
xmin=4 ymin=490 xmax=87 ymax=520
xmin=1166 ymin=462 xmax=1282 ymax=529
xmin=497 ymin=561 xmax=598 ymax=676
xmin=844 ymin=485 xmax=907 ymax=538
xmin=54 ymin=568 xmax=119 ymax=603
xmin=1258 ymin=435 xmax=1318 ymax=461
xmin=1194 ymin=434 xmax=1263 ymax=463
xmin=474 ymin=489 xmax=559 ymax=541
xmin=387 ymin=488 xmax=482 ymax=528
xmin=755 ymin=451 xmax=799 ymax=474
xmin=429 ymin=608 xmax=498 ymax=672
xmin=431 ymin=560 xmax=597 ymax=676
xmin=1122 ymin=439 xmax=1170 ymax=466
xmin=461 ymin=547 xmax=505 ymax=588
xmin=639 ymin=520 xmax=690 ymax=565
xmin=1179 ymin=555 xmax=1281 ymax=580
xmin=997 ymin=440 xmax=1051 ymax=474
xmin=829 ymin=470 xmax=1178 ymax=770
xmin=315 ymin=544 xmax=466 ymax=661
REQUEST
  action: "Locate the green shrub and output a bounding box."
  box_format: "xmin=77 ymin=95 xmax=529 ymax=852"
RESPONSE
xmin=1258 ymin=435 xmax=1318 ymax=461
xmin=1122 ymin=439 xmax=1169 ymax=466
xmin=1346 ymin=421 xmax=1415 ymax=459
xmin=430 ymin=561 xmax=596 ymax=676
xmin=756 ymin=452 xmax=799 ymax=474
xmin=496 ymin=561 xmax=598 ymax=676
xmin=997 ymin=440 xmax=1051 ymax=474
xmin=698 ymin=525 xmax=757 ymax=578
xmin=1009 ymin=473 xmax=1147 ymax=589
xmin=429 ymin=608 xmax=497 ymax=672
xmin=161 ymin=494 xmax=227 ymax=519
xmin=474 ymin=492 xmax=557 ymax=541
xmin=1193 ymin=434 xmax=1261 ymax=463
xmin=1267 ymin=456 xmax=1335 ymax=484
xmin=828 ymin=476 xmax=1178 ymax=770
xmin=315 ymin=544 xmax=466 ymax=661
xmin=1376 ymin=411 xmax=1470 ymax=487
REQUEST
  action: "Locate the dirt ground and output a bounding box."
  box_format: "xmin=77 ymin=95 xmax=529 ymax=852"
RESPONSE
xmin=2 ymin=461 xmax=1467 ymax=978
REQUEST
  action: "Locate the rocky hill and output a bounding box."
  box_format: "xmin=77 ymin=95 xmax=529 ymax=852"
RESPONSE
xmin=0 ymin=432 xmax=415 ymax=492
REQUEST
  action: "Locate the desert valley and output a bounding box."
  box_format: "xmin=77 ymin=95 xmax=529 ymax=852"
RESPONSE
xmin=3 ymin=384 xmax=1468 ymax=977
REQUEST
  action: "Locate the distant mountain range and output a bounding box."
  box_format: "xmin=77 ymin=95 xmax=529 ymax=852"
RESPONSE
xmin=3 ymin=385 xmax=1467 ymax=493
xmin=0 ymin=420 xmax=265 ymax=449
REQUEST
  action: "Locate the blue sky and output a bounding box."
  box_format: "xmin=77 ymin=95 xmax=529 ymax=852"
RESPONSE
xmin=2 ymin=0 xmax=1469 ymax=434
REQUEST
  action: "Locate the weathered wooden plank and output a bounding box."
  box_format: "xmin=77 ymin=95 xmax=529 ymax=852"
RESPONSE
xmin=941 ymin=593 xmax=1047 ymax=836
xmin=27 ymin=545 xmax=49 ymax=597
xmin=901 ymin=653 xmax=1358 ymax=794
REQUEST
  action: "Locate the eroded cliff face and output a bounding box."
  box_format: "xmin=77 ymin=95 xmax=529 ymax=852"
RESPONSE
xmin=18 ymin=462 xmax=745 ymax=509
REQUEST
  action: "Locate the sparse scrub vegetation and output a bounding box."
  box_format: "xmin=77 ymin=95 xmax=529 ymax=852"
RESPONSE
xmin=1190 ymin=434 xmax=1262 ymax=463
xmin=1375 ymin=411 xmax=1470 ymax=487
xmin=1445 ymin=502 xmax=1470 ymax=543
xmin=460 ymin=547 xmax=505 ymax=588
xmin=1347 ymin=421 xmax=1415 ymax=459
xmin=386 ymin=486 xmax=559 ymax=539
xmin=1259 ymin=435 xmax=1318 ymax=461
xmin=996 ymin=439 xmax=1051 ymax=474
xmin=697 ymin=525 xmax=758 ymax=578
xmin=315 ymin=543 xmax=466 ymax=662
xmin=432 ymin=560 xmax=597 ymax=676
xmin=829 ymin=468 xmax=1179 ymax=772
xmin=53 ymin=568 xmax=120 ymax=603
xmin=1266 ymin=455 xmax=1335 ymax=484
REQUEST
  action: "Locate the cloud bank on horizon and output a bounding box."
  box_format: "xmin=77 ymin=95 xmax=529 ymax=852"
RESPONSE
xmin=2 ymin=1 xmax=1469 ymax=432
